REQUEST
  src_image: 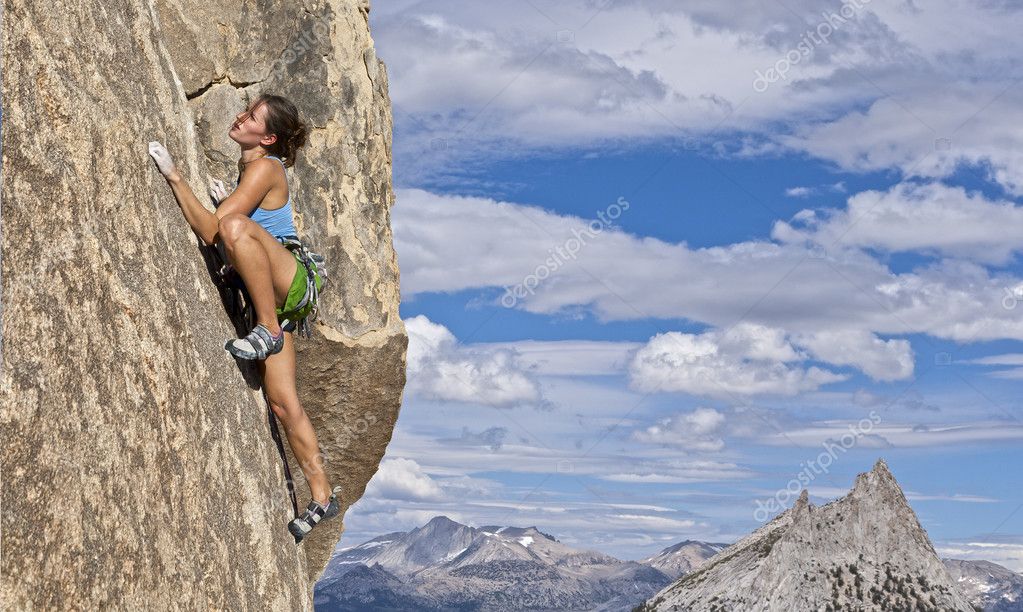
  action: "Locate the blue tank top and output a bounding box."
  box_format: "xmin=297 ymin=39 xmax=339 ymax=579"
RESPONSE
xmin=238 ymin=155 xmax=297 ymax=239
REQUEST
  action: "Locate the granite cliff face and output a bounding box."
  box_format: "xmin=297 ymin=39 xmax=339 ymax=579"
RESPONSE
xmin=1 ymin=0 xmax=405 ymax=609
xmin=637 ymin=460 xmax=975 ymax=612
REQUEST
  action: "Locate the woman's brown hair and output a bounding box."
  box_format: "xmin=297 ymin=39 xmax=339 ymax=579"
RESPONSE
xmin=250 ymin=93 xmax=308 ymax=168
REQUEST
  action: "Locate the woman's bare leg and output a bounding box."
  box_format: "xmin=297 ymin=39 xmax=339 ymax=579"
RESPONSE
xmin=219 ymin=213 xmax=296 ymax=334
xmin=219 ymin=213 xmax=332 ymax=503
xmin=259 ymin=333 xmax=334 ymax=505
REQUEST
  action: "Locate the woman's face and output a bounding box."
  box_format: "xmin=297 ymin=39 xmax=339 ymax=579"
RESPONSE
xmin=229 ymin=102 xmax=277 ymax=148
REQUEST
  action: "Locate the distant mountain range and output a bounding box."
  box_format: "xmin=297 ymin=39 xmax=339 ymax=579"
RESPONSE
xmin=637 ymin=540 xmax=730 ymax=580
xmin=314 ymin=460 xmax=1022 ymax=612
xmin=945 ymin=559 xmax=1023 ymax=612
xmin=314 ymin=516 xmax=672 ymax=611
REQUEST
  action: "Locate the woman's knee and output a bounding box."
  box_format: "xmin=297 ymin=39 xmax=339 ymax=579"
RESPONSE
xmin=218 ymin=213 xmax=250 ymax=245
xmin=268 ymin=397 xmax=304 ymax=422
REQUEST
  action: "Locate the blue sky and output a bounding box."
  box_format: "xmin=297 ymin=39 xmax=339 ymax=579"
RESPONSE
xmin=338 ymin=0 xmax=1023 ymax=569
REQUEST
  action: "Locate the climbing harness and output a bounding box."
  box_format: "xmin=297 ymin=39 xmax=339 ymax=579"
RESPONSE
xmin=275 ymin=234 xmax=327 ymax=339
xmin=214 ymin=234 xmax=326 ymax=338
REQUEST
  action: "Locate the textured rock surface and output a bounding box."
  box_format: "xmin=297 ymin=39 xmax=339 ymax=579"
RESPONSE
xmin=637 ymin=459 xmax=975 ymax=612
xmin=1 ymin=0 xmax=405 ymax=609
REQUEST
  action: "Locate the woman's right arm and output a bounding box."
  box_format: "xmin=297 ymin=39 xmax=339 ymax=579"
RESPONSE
xmin=149 ymin=141 xmax=274 ymax=246
xmin=165 ymin=171 xmax=221 ymax=246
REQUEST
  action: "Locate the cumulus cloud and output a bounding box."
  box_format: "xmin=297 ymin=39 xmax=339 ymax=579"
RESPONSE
xmin=394 ymin=189 xmax=1023 ymax=344
xmin=789 ymin=329 xmax=914 ymax=382
xmin=781 ymin=88 xmax=1023 ymax=197
xmin=631 ymin=407 xmax=727 ymax=451
xmin=626 ymin=323 xmax=848 ymax=398
xmin=366 ymin=457 xmax=447 ymax=502
xmin=404 ymin=315 xmax=548 ymax=408
xmin=773 ymin=182 xmax=1023 ymax=265
xmin=472 ymin=339 xmax=643 ymax=376
xmin=374 ymin=0 xmax=1023 ymax=194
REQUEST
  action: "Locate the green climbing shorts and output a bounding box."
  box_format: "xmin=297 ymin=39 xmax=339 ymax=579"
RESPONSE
xmin=276 ymin=251 xmax=322 ymax=323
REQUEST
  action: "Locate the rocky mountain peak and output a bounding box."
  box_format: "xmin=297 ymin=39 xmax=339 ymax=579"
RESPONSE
xmin=637 ymin=458 xmax=976 ymax=612
xmin=420 ymin=515 xmax=464 ymax=533
xmin=850 ymin=458 xmax=903 ymax=498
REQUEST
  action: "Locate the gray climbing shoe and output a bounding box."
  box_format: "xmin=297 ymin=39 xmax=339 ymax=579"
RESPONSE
xmin=288 ymin=485 xmax=342 ymax=544
xmin=224 ymin=322 xmax=285 ymax=360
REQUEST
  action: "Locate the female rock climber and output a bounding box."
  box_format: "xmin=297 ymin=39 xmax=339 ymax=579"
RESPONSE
xmin=147 ymin=93 xmax=340 ymax=543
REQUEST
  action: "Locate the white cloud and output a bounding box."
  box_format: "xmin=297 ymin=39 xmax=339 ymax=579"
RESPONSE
xmin=472 ymin=339 xmax=642 ymax=377
xmin=627 ymin=323 xmax=848 ymax=398
xmin=631 ymin=407 xmax=728 ymax=451
xmin=961 ymin=352 xmax=1023 ymax=380
xmin=394 ymin=189 xmax=1023 ymax=344
xmin=374 ymin=1 xmax=1023 ymax=194
xmin=609 ymin=514 xmax=697 ymax=531
xmin=904 ymin=492 xmax=998 ymax=504
xmin=404 ymin=315 xmax=547 ymax=408
xmin=784 ymin=182 xmax=846 ymax=198
xmin=782 ymin=89 xmax=1023 ymax=196
xmin=602 ymin=458 xmax=755 ymax=484
xmin=802 ymin=485 xmax=999 ymax=505
xmin=366 ymin=457 xmax=447 ymax=502
xmin=985 ymin=368 xmax=1023 ymax=380
xmin=789 ymin=329 xmax=914 ymax=382
xmin=773 ymin=182 xmax=1023 ymax=265
xmin=965 ymin=353 xmax=1023 ymax=366
xmin=761 ymin=421 xmax=1023 ymax=448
